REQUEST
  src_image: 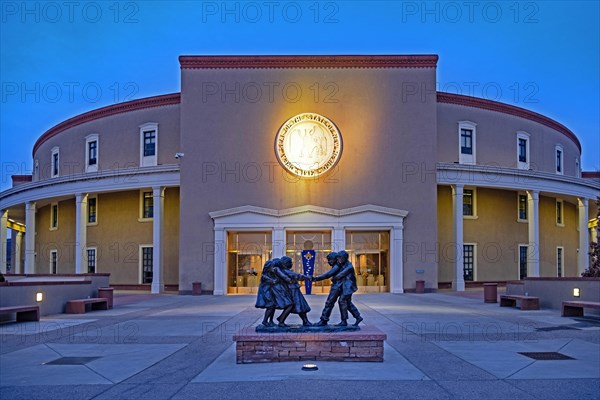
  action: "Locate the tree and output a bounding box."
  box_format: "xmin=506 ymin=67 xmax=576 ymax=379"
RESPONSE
xmin=582 ymin=196 xmax=600 ymax=277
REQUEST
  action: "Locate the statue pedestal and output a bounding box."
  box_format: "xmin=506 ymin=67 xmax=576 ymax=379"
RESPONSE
xmin=233 ymin=326 xmax=386 ymax=364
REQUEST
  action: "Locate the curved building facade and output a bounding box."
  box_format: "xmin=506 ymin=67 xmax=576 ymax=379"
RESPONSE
xmin=1 ymin=55 xmax=598 ymax=294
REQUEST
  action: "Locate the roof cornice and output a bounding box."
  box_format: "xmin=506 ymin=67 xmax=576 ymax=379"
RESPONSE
xmin=179 ymin=55 xmax=439 ymax=69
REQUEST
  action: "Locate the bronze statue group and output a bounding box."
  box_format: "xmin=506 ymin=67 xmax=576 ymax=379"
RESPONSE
xmin=255 ymin=250 xmax=363 ymax=327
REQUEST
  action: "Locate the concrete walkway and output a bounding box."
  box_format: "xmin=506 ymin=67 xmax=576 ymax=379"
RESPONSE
xmin=1 ymin=292 xmax=599 ymax=399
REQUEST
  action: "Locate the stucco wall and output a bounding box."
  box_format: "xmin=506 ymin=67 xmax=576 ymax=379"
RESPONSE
xmin=438 ymin=187 xmax=580 ymax=282
xmin=179 ymin=67 xmax=439 ymax=292
xmin=31 ymin=189 xmax=179 ymax=285
xmin=437 ymin=103 xmax=580 ymax=176
xmin=33 ymin=104 xmax=181 ymax=180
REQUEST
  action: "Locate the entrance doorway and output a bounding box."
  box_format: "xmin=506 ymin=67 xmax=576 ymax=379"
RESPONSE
xmin=286 ymin=230 xmax=332 ymax=294
xmin=227 ymin=231 xmax=272 ymax=294
xmin=346 ymin=231 xmax=390 ymax=292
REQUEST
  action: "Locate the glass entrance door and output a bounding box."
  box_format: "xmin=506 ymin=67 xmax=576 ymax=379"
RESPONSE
xmin=227 ymin=231 xmax=272 ymax=294
xmin=346 ymin=231 xmax=390 ymax=292
xmin=286 ymin=231 xmax=332 ymax=294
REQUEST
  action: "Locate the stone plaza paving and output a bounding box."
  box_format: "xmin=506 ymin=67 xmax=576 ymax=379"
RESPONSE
xmin=1 ymin=292 xmax=599 ymax=399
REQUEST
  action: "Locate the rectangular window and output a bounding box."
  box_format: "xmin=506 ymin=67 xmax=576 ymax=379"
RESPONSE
xmin=50 ymin=203 xmax=58 ymax=229
xmin=575 ymin=158 xmax=580 ymax=177
xmin=143 ymin=192 xmax=153 ymax=219
xmin=555 ymin=146 xmax=563 ymax=174
xmin=88 ymin=197 xmax=97 ymax=224
xmin=463 ymin=189 xmax=474 ymax=216
xmin=557 ymin=247 xmax=563 ymax=277
xmin=556 ymin=200 xmax=564 ymax=225
xmin=87 ymin=248 xmax=96 ymax=273
xmin=460 ymin=129 xmax=473 ymax=154
xmin=518 ymin=138 xmax=527 ymax=162
xmin=142 ymin=246 xmax=153 ymax=284
xmin=518 ymin=194 xmax=528 ymax=220
xmin=88 ymin=140 xmax=97 ymax=165
xmin=50 ymin=250 xmax=57 ymax=274
xmin=519 ymin=245 xmax=528 ymax=279
xmin=463 ymin=244 xmax=474 ymax=281
xmin=143 ymin=131 xmax=156 ymax=157
xmin=51 ymin=147 xmax=60 ymax=177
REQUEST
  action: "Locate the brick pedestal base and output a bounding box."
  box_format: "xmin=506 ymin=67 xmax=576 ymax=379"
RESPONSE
xmin=233 ymin=326 xmax=386 ymax=363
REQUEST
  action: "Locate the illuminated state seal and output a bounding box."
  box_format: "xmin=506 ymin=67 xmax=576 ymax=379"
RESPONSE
xmin=275 ymin=113 xmax=343 ymax=177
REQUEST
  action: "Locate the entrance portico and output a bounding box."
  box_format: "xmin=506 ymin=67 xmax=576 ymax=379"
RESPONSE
xmin=209 ymin=204 xmax=408 ymax=295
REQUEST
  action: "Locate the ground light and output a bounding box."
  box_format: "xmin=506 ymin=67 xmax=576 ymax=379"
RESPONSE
xmin=302 ymin=363 xmax=318 ymax=371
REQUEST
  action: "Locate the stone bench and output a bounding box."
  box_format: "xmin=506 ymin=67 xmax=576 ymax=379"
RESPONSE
xmin=233 ymin=326 xmax=386 ymax=364
xmin=0 ymin=305 xmax=40 ymax=322
xmin=500 ymin=294 xmax=540 ymax=310
xmin=561 ymin=301 xmax=600 ymax=317
xmin=65 ymin=298 xmax=109 ymax=314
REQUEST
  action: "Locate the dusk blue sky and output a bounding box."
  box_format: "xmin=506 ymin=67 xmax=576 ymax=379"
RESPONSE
xmin=1 ymin=1 xmax=598 ymax=192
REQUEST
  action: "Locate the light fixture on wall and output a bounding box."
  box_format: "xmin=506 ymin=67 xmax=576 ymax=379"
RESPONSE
xmin=36 ymin=292 xmax=43 ymax=302
xmin=573 ymin=288 xmax=580 ymax=297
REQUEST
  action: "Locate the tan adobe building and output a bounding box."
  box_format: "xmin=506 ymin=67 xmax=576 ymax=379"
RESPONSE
xmin=0 ymin=55 xmax=598 ymax=294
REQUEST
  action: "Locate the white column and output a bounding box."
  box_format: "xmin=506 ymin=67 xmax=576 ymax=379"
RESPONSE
xmin=24 ymin=202 xmax=36 ymax=274
xmin=390 ymin=223 xmax=404 ymax=294
xmin=14 ymin=230 xmax=23 ymax=274
xmin=213 ymin=227 xmax=226 ymax=295
xmin=150 ymin=187 xmax=164 ymax=294
xmin=332 ymin=227 xmax=346 ymax=252
xmin=75 ymin=193 xmax=88 ymax=274
xmin=527 ymin=190 xmax=540 ymax=277
xmin=452 ymin=185 xmax=465 ymax=291
xmin=272 ymin=227 xmax=285 ymax=258
xmin=0 ymin=210 xmax=7 ymax=274
xmin=578 ymin=198 xmax=589 ymax=276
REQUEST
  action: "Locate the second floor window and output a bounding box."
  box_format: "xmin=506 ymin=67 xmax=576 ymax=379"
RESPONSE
xmin=518 ymin=138 xmax=528 ymax=163
xmin=460 ymin=129 xmax=473 ymax=155
xmin=144 ymin=131 xmax=156 ymax=157
xmin=88 ymin=141 xmax=97 ymax=165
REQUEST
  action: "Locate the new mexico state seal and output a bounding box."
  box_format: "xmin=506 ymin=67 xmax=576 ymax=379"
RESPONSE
xmin=275 ymin=112 xmax=343 ymax=177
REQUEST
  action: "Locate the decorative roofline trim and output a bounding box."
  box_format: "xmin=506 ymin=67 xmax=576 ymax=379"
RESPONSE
xmin=179 ymin=55 xmax=439 ymax=69
xmin=32 ymin=93 xmax=181 ymax=157
xmin=209 ymin=204 xmax=409 ymax=219
xmin=582 ymin=171 xmax=600 ymax=179
xmin=437 ymin=92 xmax=581 ymax=152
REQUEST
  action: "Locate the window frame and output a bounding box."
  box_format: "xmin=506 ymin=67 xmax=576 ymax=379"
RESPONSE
xmin=556 ymin=199 xmax=564 ymax=227
xmin=516 ymin=131 xmax=530 ymax=170
xmin=458 ymin=121 xmax=477 ymax=164
xmin=463 ymin=243 xmax=476 ymax=281
xmin=139 ymin=190 xmax=154 ymax=221
xmin=87 ymin=247 xmax=97 ymax=273
xmin=556 ymin=246 xmax=564 ymax=277
xmin=50 ymin=202 xmax=58 ymax=230
xmin=518 ymin=244 xmax=528 ymax=279
xmin=517 ymin=192 xmax=528 ymax=222
xmin=462 ymin=188 xmax=477 ymax=219
xmin=139 ymin=122 xmax=158 ymax=167
xmin=87 ymin=196 xmax=98 ymax=225
xmin=139 ymin=245 xmax=153 ymax=284
xmin=555 ymin=144 xmax=563 ymax=175
xmin=85 ymin=133 xmax=99 ymax=173
xmin=49 ymin=249 xmax=58 ymax=274
xmin=51 ymin=146 xmax=60 ymax=178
